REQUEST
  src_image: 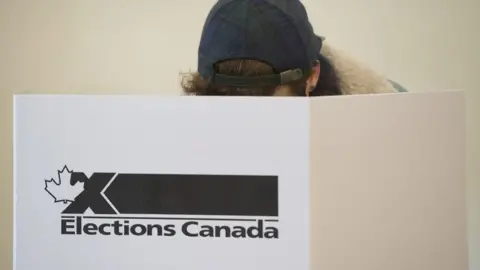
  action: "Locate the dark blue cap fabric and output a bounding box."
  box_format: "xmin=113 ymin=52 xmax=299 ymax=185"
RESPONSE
xmin=198 ymin=0 xmax=322 ymax=87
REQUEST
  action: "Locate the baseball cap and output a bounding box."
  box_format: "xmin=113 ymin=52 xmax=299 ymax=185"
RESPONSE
xmin=197 ymin=0 xmax=322 ymax=88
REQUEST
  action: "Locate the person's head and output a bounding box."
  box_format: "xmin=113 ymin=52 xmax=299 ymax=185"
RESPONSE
xmin=181 ymin=0 xmax=341 ymax=97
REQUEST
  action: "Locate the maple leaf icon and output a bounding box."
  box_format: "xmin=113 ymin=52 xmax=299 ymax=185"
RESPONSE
xmin=44 ymin=165 xmax=84 ymax=204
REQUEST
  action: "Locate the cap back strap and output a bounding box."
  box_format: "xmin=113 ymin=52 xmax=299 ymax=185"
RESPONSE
xmin=211 ymin=69 xmax=305 ymax=88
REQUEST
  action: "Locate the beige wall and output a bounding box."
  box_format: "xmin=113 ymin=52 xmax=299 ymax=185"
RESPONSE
xmin=0 ymin=0 xmax=478 ymax=269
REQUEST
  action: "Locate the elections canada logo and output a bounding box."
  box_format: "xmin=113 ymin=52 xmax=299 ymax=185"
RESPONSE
xmin=44 ymin=165 xmax=279 ymax=239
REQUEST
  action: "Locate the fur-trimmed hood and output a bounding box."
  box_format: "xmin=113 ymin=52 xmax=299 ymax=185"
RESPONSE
xmin=320 ymin=42 xmax=404 ymax=95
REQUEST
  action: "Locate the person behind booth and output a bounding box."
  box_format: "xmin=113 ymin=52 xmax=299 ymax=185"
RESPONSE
xmin=181 ymin=0 xmax=407 ymax=97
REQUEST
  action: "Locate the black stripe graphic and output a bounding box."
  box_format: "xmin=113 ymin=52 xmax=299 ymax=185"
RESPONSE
xmin=62 ymin=173 xmax=278 ymax=217
xmin=73 ymin=216 xmax=279 ymax=222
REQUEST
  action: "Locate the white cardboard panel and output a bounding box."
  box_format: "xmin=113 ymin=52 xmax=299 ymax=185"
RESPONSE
xmin=309 ymin=91 xmax=467 ymax=270
xmin=14 ymin=96 xmax=310 ymax=270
